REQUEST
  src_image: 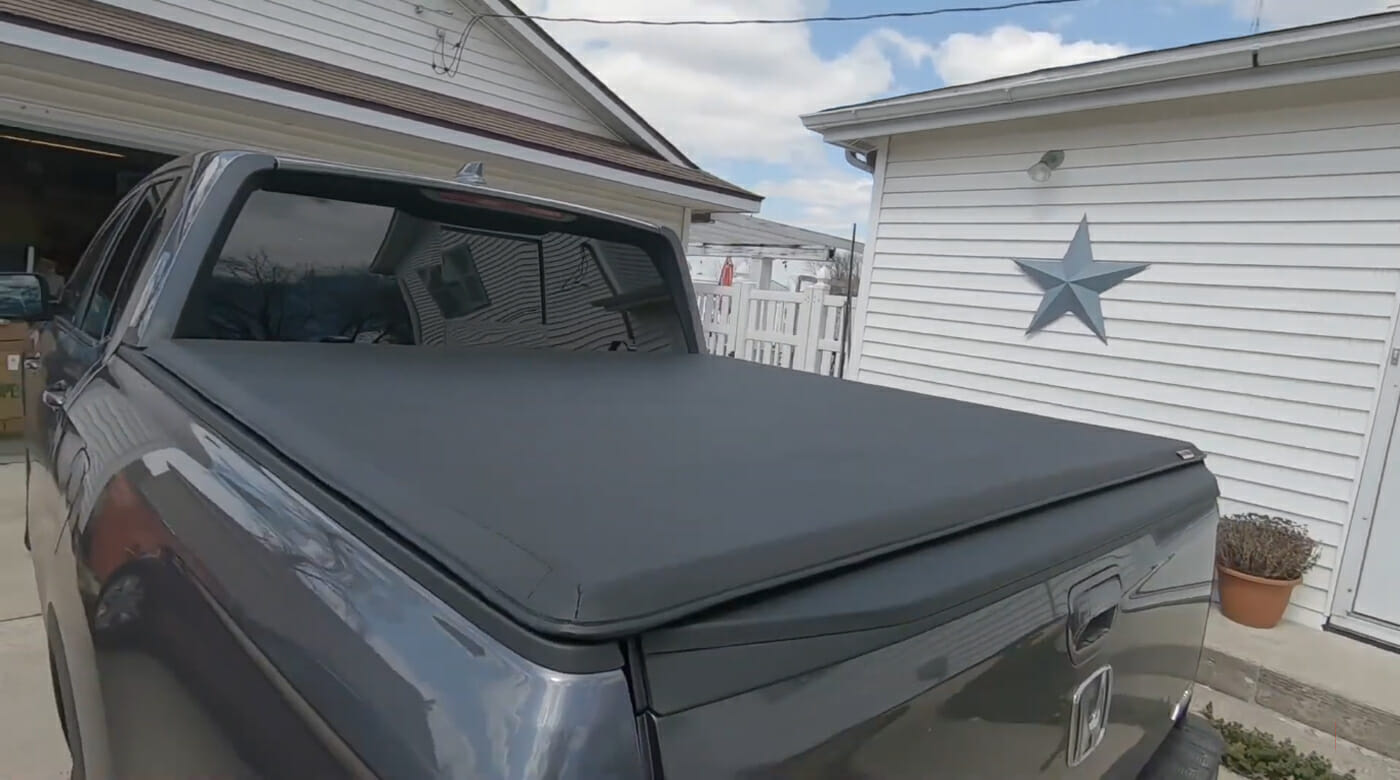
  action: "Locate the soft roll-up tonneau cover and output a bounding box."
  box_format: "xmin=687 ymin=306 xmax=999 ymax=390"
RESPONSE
xmin=146 ymin=341 xmax=1204 ymax=639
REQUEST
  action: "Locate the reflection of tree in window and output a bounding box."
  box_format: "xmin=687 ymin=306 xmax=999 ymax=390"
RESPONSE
xmin=207 ymin=252 xmax=412 ymax=343
xmin=202 ymin=192 xmax=412 ymax=343
xmin=206 ymin=251 xmax=294 ymax=341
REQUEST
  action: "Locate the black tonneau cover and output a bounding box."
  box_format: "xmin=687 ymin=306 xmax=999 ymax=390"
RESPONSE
xmin=147 ymin=341 xmax=1202 ymax=639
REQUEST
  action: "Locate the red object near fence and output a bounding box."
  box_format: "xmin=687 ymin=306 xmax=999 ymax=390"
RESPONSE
xmin=718 ymin=257 xmax=734 ymax=286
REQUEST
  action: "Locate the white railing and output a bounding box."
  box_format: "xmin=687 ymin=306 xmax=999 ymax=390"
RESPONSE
xmin=695 ymin=281 xmax=850 ymax=376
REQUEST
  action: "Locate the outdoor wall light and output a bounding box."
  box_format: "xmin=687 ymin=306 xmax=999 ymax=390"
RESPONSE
xmin=1028 ymin=150 xmax=1065 ymax=182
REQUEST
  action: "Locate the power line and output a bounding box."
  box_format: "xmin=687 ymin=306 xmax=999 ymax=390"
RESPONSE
xmin=485 ymin=0 xmax=1086 ymax=27
xmin=422 ymin=0 xmax=1086 ymax=77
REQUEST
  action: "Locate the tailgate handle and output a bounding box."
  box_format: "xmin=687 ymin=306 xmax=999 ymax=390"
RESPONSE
xmin=1068 ymin=573 xmax=1120 ymax=660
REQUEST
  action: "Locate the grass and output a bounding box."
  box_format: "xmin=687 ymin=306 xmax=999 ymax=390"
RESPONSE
xmin=1202 ymin=703 xmax=1356 ymax=780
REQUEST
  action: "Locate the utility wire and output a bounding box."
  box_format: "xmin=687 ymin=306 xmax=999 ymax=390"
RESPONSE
xmin=433 ymin=14 xmax=483 ymax=75
xmin=484 ymin=0 xmax=1086 ymax=26
xmin=426 ymin=0 xmax=1085 ymax=77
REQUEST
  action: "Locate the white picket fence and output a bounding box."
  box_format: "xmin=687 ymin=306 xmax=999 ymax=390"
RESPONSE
xmin=694 ymin=281 xmax=850 ymax=376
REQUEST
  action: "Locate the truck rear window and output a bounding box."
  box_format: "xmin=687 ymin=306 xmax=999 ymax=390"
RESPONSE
xmin=178 ymin=185 xmax=682 ymax=351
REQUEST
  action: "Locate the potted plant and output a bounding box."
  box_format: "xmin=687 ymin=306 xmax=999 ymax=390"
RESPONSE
xmin=1216 ymin=512 xmax=1320 ymax=628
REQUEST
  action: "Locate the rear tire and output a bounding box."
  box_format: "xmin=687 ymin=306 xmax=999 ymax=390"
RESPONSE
xmin=45 ymin=628 xmax=86 ymax=780
xmin=92 ymin=569 xmax=147 ymax=648
xmin=48 ymin=652 xmax=69 ymax=743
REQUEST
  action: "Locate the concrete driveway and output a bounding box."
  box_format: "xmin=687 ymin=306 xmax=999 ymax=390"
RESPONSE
xmin=0 ymin=455 xmax=72 ymax=779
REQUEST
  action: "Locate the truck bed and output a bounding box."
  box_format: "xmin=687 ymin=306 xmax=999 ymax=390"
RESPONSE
xmin=147 ymin=340 xmax=1212 ymax=640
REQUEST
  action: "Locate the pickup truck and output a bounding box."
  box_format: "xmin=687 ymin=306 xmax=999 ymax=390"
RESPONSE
xmin=11 ymin=151 xmax=1225 ymax=780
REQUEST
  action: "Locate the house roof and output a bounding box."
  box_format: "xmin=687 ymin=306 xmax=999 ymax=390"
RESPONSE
xmin=0 ymin=0 xmax=758 ymax=205
xmin=803 ymin=10 xmax=1400 ymax=149
xmin=688 ymin=213 xmax=862 ymax=261
xmin=485 ymin=0 xmax=696 ymax=168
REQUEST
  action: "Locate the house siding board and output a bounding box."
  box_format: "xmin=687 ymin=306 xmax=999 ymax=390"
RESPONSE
xmin=880 ymin=199 xmax=1400 ymax=225
xmin=858 ymin=93 xmax=1400 ymax=624
xmin=98 ymin=0 xmax=616 ymax=137
xmin=879 ymin=175 xmax=1400 ymax=208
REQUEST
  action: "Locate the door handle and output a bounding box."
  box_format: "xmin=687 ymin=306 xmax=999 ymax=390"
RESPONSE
xmin=41 ymin=381 xmax=68 ymax=409
xmin=1067 ymin=571 xmax=1121 ymax=662
xmin=23 ymin=356 xmax=41 ymax=372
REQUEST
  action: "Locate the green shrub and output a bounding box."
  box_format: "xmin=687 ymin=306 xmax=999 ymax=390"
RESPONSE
xmin=1203 ymin=703 xmax=1355 ymax=780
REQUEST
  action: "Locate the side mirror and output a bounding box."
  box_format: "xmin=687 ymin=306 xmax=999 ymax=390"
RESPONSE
xmin=0 ymin=273 xmax=53 ymax=322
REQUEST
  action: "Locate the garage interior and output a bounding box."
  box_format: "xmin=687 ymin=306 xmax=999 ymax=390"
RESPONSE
xmin=0 ymin=126 xmax=170 ymax=292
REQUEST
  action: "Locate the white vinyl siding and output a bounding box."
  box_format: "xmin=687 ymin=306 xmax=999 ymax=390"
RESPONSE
xmin=98 ymin=0 xmax=619 ymax=138
xmin=858 ymin=91 xmax=1400 ymax=627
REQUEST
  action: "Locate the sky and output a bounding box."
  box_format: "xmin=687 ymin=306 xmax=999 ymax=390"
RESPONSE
xmin=513 ymin=0 xmax=1394 ymax=238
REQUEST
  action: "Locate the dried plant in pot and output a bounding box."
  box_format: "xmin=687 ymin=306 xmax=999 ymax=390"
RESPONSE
xmin=1216 ymin=513 xmax=1320 ymax=629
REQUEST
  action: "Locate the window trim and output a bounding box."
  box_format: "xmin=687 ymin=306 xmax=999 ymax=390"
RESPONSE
xmin=107 ymin=174 xmax=188 ymax=346
xmin=56 ymin=194 xmax=142 ymax=334
xmin=75 ymin=176 xmax=180 ymax=342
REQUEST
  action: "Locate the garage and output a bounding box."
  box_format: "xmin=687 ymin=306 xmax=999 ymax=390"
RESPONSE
xmin=0 ymin=0 xmax=758 ymax=261
xmin=0 ymin=127 xmax=170 ymax=290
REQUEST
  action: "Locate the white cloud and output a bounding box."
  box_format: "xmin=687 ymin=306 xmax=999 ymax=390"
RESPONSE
xmin=513 ymin=0 xmax=928 ymax=166
xmin=933 ymin=26 xmax=1133 ymax=86
xmin=754 ymin=173 xmax=874 ymax=236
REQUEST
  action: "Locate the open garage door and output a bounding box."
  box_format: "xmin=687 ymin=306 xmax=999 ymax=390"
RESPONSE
xmin=0 ymin=127 xmax=170 ymax=288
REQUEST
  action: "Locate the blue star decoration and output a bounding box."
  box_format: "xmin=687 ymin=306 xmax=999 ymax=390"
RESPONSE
xmin=1014 ymin=217 xmax=1149 ymax=344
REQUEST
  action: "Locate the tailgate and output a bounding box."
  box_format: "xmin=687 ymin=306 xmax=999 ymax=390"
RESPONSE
xmin=638 ymin=465 xmax=1218 ymax=779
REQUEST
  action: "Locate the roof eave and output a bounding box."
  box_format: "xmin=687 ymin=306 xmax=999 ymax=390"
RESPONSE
xmin=474 ymin=0 xmax=696 ymax=167
xmin=802 ymin=11 xmax=1400 ymax=147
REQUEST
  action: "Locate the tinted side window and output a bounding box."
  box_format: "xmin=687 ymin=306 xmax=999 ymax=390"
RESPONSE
xmin=79 ymin=181 xmax=174 ymax=339
xmin=58 ymin=205 xmax=129 ymax=318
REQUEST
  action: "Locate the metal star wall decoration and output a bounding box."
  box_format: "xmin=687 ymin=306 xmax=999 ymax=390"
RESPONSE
xmin=1014 ymin=217 xmax=1149 ymax=343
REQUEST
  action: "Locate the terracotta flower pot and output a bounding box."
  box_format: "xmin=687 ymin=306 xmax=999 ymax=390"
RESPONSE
xmin=1217 ymin=566 xmax=1300 ymax=629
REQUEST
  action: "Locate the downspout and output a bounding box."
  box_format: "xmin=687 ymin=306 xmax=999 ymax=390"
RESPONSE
xmin=845 ymin=148 xmax=877 ymax=173
xmin=838 ymin=149 xmax=873 ymax=377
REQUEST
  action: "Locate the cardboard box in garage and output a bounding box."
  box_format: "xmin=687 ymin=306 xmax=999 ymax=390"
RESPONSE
xmin=0 ymin=321 xmax=28 ymax=436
